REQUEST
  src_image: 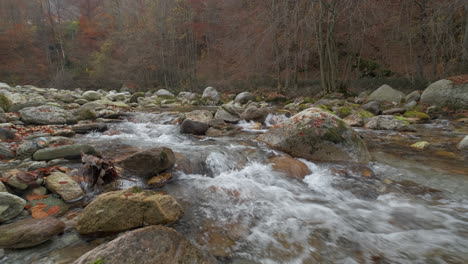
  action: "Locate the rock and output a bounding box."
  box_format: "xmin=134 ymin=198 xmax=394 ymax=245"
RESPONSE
xmin=457 ymin=136 xmax=468 ymax=151
xmin=202 ymin=87 xmax=221 ymax=104
xmin=0 ymin=217 xmax=65 ymax=249
xmin=147 ymin=173 xmax=173 ymax=187
xmin=71 ymin=123 xmax=108 ymax=134
xmin=76 ymin=187 xmax=183 ymax=235
xmin=205 ymin=128 xmax=226 ymax=137
xmin=368 ymin=84 xmax=405 ymax=103
xmin=0 ymin=181 xmax=6 ymax=192
xmin=364 ymin=115 xmax=411 ymax=131
xmin=19 ymin=106 xmax=77 ymax=125
xmin=0 ymin=107 xmax=6 ymax=123
xmin=361 ymin=101 xmax=381 ymax=115
xmin=129 ymin=92 xmax=145 ymax=103
xmin=33 ymin=144 xmax=97 ymax=161
xmin=411 ymin=141 xmax=430 ymax=150
xmin=118 ymin=147 xmax=175 ymax=178
xmin=52 ymin=129 xmax=76 ymax=137
xmin=406 ymin=90 xmax=421 ymax=102
xmin=74 ymin=99 xmax=88 ymax=105
xmin=234 ymin=92 xmax=255 ymax=104
xmin=0 ymin=192 xmax=26 ymax=223
xmin=258 ymin=108 xmax=370 ymax=163
xmin=45 ymin=172 xmax=84 ymax=202
xmin=17 ymin=137 xmax=49 ymax=158
xmin=107 ymin=92 xmax=126 ymax=101
xmin=403 ymin=111 xmax=430 ymax=122
xmin=27 ymin=195 xmax=69 ymax=216
xmin=81 ymin=91 xmax=102 ymax=101
xmin=180 ymin=119 xmax=209 ymax=135
xmin=240 ymin=105 xmax=268 ymax=123
xmin=73 ymin=226 xmax=215 ymax=264
xmin=75 ymin=108 xmax=97 ymax=121
xmin=0 ymin=92 xmax=46 ymax=112
xmin=269 ymin=156 xmax=311 ymax=180
xmin=343 ymin=113 xmax=365 ymax=127
xmin=2 ymin=170 xmax=29 ymax=190
xmin=0 ymin=144 xmax=15 ymax=159
xmin=0 ymin=93 xmax=12 ymax=112
xmin=404 ymin=100 xmax=418 ymax=110
xmin=155 ymin=89 xmax=175 ymax=98
xmin=184 ymin=110 xmax=213 ymax=124
xmin=421 ymin=77 xmax=468 ymax=109
xmin=177 ymin=92 xmax=198 ymax=102
xmin=0 ymin=128 xmax=15 ymax=141
xmin=382 ymin=108 xmax=406 ymax=115
xmin=215 ymin=107 xmax=240 ymax=123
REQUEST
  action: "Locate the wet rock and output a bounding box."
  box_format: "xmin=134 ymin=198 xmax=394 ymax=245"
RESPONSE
xmin=0 ymin=144 xmax=15 ymax=159
xmin=27 ymin=195 xmax=70 ymax=216
xmin=73 ymin=225 xmax=215 ymax=264
xmin=361 ymin=101 xmax=381 ymax=115
xmin=45 ymin=172 xmax=84 ymax=202
xmin=19 ymin=106 xmax=77 ymax=125
xmin=457 ymin=136 xmax=468 ymax=151
xmin=234 ymin=92 xmax=255 ymax=104
xmin=269 ymin=156 xmax=311 ymax=180
xmin=411 ymin=141 xmax=430 ymax=150
xmin=0 ymin=181 xmax=6 ymax=192
xmin=155 ymin=89 xmax=175 ymax=98
xmin=147 ymin=172 xmax=173 ymax=187
xmin=240 ymin=105 xmax=268 ymax=123
xmin=382 ymin=108 xmax=405 ymax=115
xmin=71 ymin=123 xmax=108 ymax=134
xmin=0 ymin=217 xmax=65 ymax=249
xmin=17 ymin=137 xmax=49 ymax=158
xmin=52 ymin=129 xmax=76 ymax=137
xmin=76 ymin=187 xmax=183 ymax=235
xmin=184 ymin=109 xmax=213 ymax=124
xmin=364 ymin=115 xmax=412 ymax=131
xmin=180 ymin=119 xmax=209 ymax=135
xmin=0 ymin=128 xmax=15 ymax=141
xmin=368 ymin=84 xmax=405 ymax=103
xmin=81 ymin=91 xmax=101 ymax=101
xmin=0 ymin=107 xmax=6 ymax=123
xmin=258 ymin=108 xmax=370 ymax=163
xmin=202 ymin=86 xmax=221 ymax=104
xmin=2 ymin=170 xmax=29 ymax=190
xmin=421 ymin=77 xmax=468 ymax=109
xmin=129 ymin=92 xmax=145 ymax=103
xmin=215 ymin=107 xmax=240 ymax=123
xmin=405 ymin=91 xmax=421 ymax=103
xmin=0 ymin=192 xmax=26 ymax=223
xmin=33 ymin=144 xmax=97 ymax=161
xmin=75 ymin=108 xmax=97 ymax=121
xmin=117 ymin=147 xmax=175 ymax=178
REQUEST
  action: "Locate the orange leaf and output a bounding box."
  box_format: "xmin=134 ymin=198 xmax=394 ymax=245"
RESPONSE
xmin=47 ymin=205 xmax=61 ymax=216
xmin=26 ymin=194 xmax=49 ymax=201
xmin=59 ymin=181 xmax=69 ymax=184
xmin=24 ymin=204 xmax=32 ymax=209
xmin=31 ymin=204 xmax=49 ymax=218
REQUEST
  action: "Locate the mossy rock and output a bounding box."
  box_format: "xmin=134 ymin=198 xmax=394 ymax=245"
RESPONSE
xmin=394 ymin=116 xmax=411 ymax=125
xmin=404 ymin=111 xmax=430 ymax=120
xmin=356 ymin=110 xmax=374 ymax=119
xmin=0 ymin=94 xmax=12 ymax=112
xmin=335 ymin=106 xmax=352 ymax=118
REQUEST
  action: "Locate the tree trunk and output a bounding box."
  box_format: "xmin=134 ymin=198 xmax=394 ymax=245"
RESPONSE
xmin=463 ymin=3 xmax=468 ymax=69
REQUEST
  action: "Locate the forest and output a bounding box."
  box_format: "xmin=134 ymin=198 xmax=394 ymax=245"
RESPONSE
xmin=1 ymin=0 xmax=467 ymax=94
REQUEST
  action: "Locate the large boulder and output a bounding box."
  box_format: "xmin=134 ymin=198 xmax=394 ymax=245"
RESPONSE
xmin=234 ymin=92 xmax=255 ymax=104
xmin=117 ymin=147 xmax=175 ymax=178
xmin=76 ymin=187 xmax=183 ymax=235
xmin=421 ymin=76 xmax=468 ymax=109
xmin=269 ymin=156 xmax=311 ymax=180
xmin=180 ymin=119 xmax=209 ymax=135
xmin=214 ymin=107 xmax=240 ymax=123
xmin=258 ymin=108 xmax=370 ymax=163
xmin=0 ymin=192 xmax=26 ymax=223
xmin=184 ymin=110 xmax=213 ymax=124
xmin=81 ymin=91 xmax=102 ymax=101
xmin=73 ymin=226 xmax=216 ymax=264
xmin=202 ymin=87 xmax=221 ymax=104
xmin=240 ymin=105 xmax=268 ymax=122
xmin=33 ymin=144 xmax=97 ymax=161
xmin=364 ymin=115 xmax=411 ymax=131
xmin=19 ymin=105 xmax=77 ymax=125
xmin=0 ymin=91 xmax=46 ymax=112
xmin=0 ymin=217 xmax=65 ymax=249
xmin=368 ymin=84 xmax=405 ymax=103
xmin=45 ymin=172 xmax=84 ymax=202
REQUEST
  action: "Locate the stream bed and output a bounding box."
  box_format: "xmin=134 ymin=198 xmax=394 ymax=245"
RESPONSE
xmin=3 ymin=112 xmax=468 ymax=264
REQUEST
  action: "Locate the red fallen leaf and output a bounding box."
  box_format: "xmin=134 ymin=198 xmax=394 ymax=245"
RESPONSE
xmin=26 ymin=194 xmax=49 ymax=201
xmin=31 ymin=203 xmax=49 ymax=218
xmin=47 ymin=205 xmax=61 ymax=216
xmin=59 ymin=181 xmax=69 ymax=184
xmin=123 ymin=193 xmax=134 ymax=197
xmin=298 ymin=132 xmax=305 ymax=137
xmin=24 ymin=204 xmax=32 ymax=209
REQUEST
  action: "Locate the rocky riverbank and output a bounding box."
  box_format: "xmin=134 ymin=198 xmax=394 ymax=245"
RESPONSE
xmin=0 ymin=78 xmax=467 ymax=263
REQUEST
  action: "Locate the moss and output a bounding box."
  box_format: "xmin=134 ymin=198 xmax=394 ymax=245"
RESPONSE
xmin=317 ymin=105 xmax=334 ymax=114
xmin=0 ymin=93 xmax=12 ymax=112
xmin=357 ymin=110 xmax=374 ymax=119
xmin=302 ymin=97 xmax=315 ymax=104
xmin=129 ymin=186 xmax=143 ymax=193
xmin=404 ymin=111 xmax=430 ymax=120
xmin=395 ymin=116 xmax=410 ymax=125
xmin=93 ymin=259 xmax=104 ymax=264
xmin=336 ymin=106 xmax=352 ymax=118
xmin=299 ymin=104 xmax=308 ymax=111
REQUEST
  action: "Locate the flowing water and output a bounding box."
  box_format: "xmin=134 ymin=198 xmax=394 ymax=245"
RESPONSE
xmin=3 ymin=112 xmax=468 ymax=264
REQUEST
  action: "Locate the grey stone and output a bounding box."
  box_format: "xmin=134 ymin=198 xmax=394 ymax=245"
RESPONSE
xmin=421 ymin=79 xmax=468 ymax=109
xmin=368 ymin=84 xmax=405 ymax=103
xmin=33 ymin=144 xmax=97 ymax=161
xmin=20 ymin=105 xmax=77 ymax=125
xmin=0 ymin=192 xmax=26 ymax=223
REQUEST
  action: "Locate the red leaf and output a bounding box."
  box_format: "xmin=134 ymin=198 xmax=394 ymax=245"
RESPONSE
xmin=47 ymin=205 xmax=61 ymax=216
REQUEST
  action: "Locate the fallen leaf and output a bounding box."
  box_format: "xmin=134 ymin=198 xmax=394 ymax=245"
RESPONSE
xmin=59 ymin=181 xmax=69 ymax=184
xmin=47 ymin=205 xmax=61 ymax=216
xmin=26 ymin=194 xmax=49 ymax=201
xmin=124 ymin=193 xmax=134 ymax=197
xmin=31 ymin=203 xmax=49 ymax=218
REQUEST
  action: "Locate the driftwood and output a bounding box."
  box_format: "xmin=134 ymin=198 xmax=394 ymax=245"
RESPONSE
xmin=78 ymin=153 xmax=121 ymax=189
